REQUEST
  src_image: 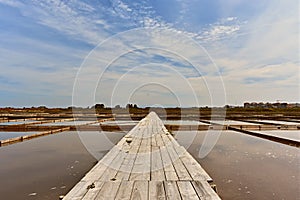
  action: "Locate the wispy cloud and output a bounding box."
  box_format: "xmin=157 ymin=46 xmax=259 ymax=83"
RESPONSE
xmin=0 ymin=0 xmax=298 ymax=107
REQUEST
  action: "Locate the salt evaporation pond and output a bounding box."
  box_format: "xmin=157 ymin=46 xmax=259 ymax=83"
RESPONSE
xmin=98 ymin=120 xmax=139 ymax=126
xmin=174 ymin=130 xmax=300 ymax=200
xmin=95 ymin=119 xmax=208 ymax=126
xmin=253 ymin=120 xmax=300 ymax=125
xmin=209 ymin=120 xmax=260 ymax=126
xmin=0 ymin=120 xmax=39 ymax=125
xmin=164 ymin=120 xmax=208 ymax=125
xmin=1 ymin=128 xmax=299 ymax=199
xmin=35 ymin=121 xmax=97 ymax=126
xmin=0 ymin=131 xmax=124 ymax=200
xmin=257 ymin=130 xmax=300 ymax=142
xmin=0 ymin=132 xmax=39 ymax=140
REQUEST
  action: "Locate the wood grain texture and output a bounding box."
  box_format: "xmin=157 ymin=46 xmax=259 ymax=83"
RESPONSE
xmin=63 ymin=112 xmax=221 ymax=200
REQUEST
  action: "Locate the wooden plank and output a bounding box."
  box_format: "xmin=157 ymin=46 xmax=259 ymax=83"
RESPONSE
xmin=95 ymin=181 xmax=121 ymax=199
xmin=151 ymin=146 xmax=165 ymax=181
xmin=151 ymin=130 xmax=158 ymax=147
xmin=162 ymin=133 xmax=212 ymax=182
xmin=63 ymin=180 xmax=90 ymax=200
xmin=177 ymin=181 xmax=199 ymax=200
xmin=143 ymin=136 xmax=152 ymax=180
xmin=155 ymin=131 xmax=165 ymax=147
xmin=163 ymin=140 xmax=191 ymax=180
xmin=181 ymin=152 xmax=211 ymax=181
xmin=83 ymin=146 xmax=121 ymax=182
xmin=164 ymin=181 xmax=181 ymax=200
xmin=165 ymin=134 xmax=180 ymax=147
xmin=181 ymin=150 xmax=213 ymax=182
xmin=129 ymin=150 xmax=151 ymax=180
xmin=151 ymin=130 xmax=166 ymax=181
xmin=81 ymin=181 xmax=105 ymax=200
xmin=99 ymin=149 xmax=127 ymax=181
xmin=130 ymin=181 xmax=148 ymax=200
xmin=160 ymin=146 xmax=178 ymax=181
xmin=115 ymin=137 xmax=143 ymax=181
xmin=163 ymin=134 xmax=205 ymax=182
xmin=192 ymin=181 xmax=221 ymax=200
xmin=155 ymin=128 xmax=179 ymax=181
xmin=171 ymin=144 xmax=212 ymax=182
xmin=126 ymin=134 xmax=145 ymax=180
xmin=115 ymin=153 xmax=137 ymax=181
xmin=115 ymin=128 xmax=145 ymax=181
xmin=115 ymin=181 xmax=135 ymax=200
xmin=63 ymin=112 xmax=221 ymax=200
xmin=129 ymin=131 xmax=151 ymax=181
xmin=149 ymin=181 xmax=166 ymax=200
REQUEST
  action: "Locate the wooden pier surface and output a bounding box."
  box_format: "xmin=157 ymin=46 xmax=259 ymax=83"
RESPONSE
xmin=63 ymin=112 xmax=221 ymax=200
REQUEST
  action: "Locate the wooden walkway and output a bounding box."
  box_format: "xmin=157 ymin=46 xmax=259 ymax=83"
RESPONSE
xmin=63 ymin=112 xmax=221 ymax=200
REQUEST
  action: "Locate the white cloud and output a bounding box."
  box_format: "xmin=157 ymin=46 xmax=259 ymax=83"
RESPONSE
xmin=117 ymin=1 xmax=132 ymax=12
xmin=71 ymin=27 xmax=228 ymax=107
xmin=200 ymin=0 xmax=299 ymax=104
xmin=0 ymin=0 xmax=298 ymax=106
xmin=0 ymin=0 xmax=23 ymax=7
xmin=209 ymin=25 xmax=240 ymax=37
xmin=226 ymin=17 xmax=237 ymax=21
xmin=2 ymin=0 xmax=112 ymax=45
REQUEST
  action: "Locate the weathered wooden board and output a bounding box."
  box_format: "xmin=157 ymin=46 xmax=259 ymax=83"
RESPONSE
xmin=63 ymin=112 xmax=221 ymax=200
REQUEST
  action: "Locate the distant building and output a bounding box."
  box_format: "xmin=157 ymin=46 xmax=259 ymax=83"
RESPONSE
xmin=244 ymin=102 xmax=297 ymax=108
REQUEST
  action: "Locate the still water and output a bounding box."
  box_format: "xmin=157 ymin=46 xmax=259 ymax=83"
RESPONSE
xmin=99 ymin=120 xmax=139 ymax=126
xmin=164 ymin=120 xmax=208 ymax=125
xmin=0 ymin=131 xmax=124 ymax=200
xmin=174 ymin=130 xmax=300 ymax=200
xmin=257 ymin=130 xmax=300 ymax=142
xmin=209 ymin=120 xmax=261 ymax=125
xmin=0 ymin=132 xmax=39 ymax=140
xmin=0 ymin=120 xmax=39 ymax=125
xmin=253 ymin=120 xmax=300 ymax=126
xmin=35 ymin=121 xmax=97 ymax=126
xmin=0 ymin=129 xmax=299 ymax=199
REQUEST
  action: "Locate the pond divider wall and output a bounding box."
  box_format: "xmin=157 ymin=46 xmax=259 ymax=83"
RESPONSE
xmin=0 ymin=127 xmax=70 ymax=147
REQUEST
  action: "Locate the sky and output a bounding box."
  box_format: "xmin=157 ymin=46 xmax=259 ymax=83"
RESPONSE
xmin=0 ymin=0 xmax=299 ymax=107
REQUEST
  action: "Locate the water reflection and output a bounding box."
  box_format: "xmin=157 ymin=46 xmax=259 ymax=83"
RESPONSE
xmin=77 ymin=131 xmax=125 ymax=160
xmin=257 ymin=130 xmax=300 ymax=142
xmin=175 ymin=130 xmax=300 ymax=200
xmin=0 ymin=120 xmax=39 ymax=125
xmin=0 ymin=131 xmax=124 ymax=199
xmin=253 ymin=120 xmax=300 ymax=125
xmin=99 ymin=120 xmax=139 ymax=126
xmin=163 ymin=120 xmax=208 ymax=125
xmin=209 ymin=120 xmax=260 ymax=125
xmin=0 ymin=132 xmax=38 ymax=140
xmin=35 ymin=121 xmax=96 ymax=126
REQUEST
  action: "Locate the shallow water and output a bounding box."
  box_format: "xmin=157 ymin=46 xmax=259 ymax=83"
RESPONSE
xmin=209 ymin=120 xmax=261 ymax=125
xmin=97 ymin=119 xmax=208 ymax=126
xmin=175 ymin=130 xmax=300 ymax=200
xmin=99 ymin=120 xmax=139 ymax=126
xmin=0 ymin=120 xmax=39 ymax=125
xmin=0 ymin=131 xmax=124 ymax=200
xmin=253 ymin=119 xmax=300 ymax=125
xmin=77 ymin=131 xmax=126 ymax=160
xmin=35 ymin=121 xmax=97 ymax=126
xmin=257 ymin=130 xmax=300 ymax=142
xmin=164 ymin=120 xmax=208 ymax=125
xmin=1 ymin=129 xmax=299 ymax=199
xmin=0 ymin=132 xmax=39 ymax=140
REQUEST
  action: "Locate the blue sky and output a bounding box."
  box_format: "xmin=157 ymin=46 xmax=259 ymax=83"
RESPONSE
xmin=0 ymin=0 xmax=299 ymax=107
